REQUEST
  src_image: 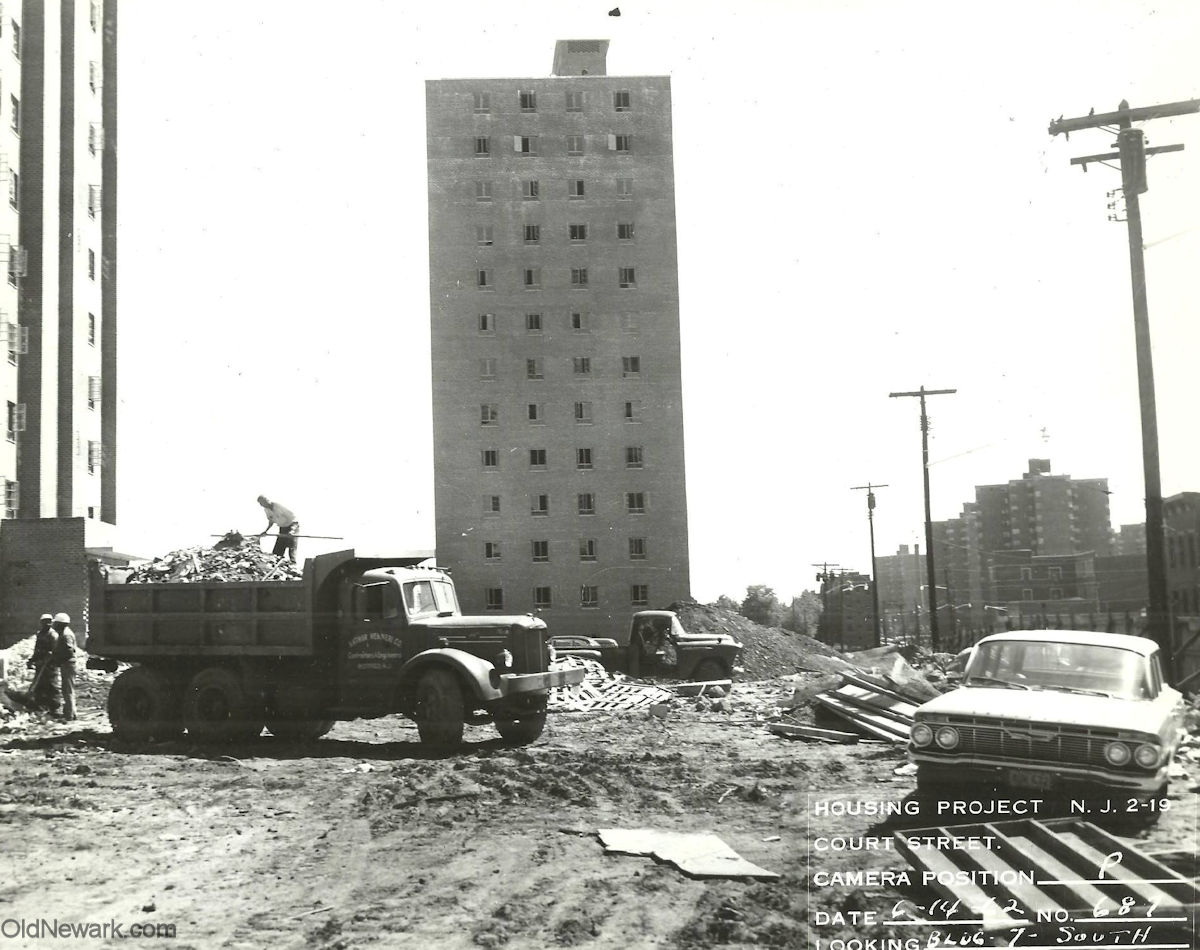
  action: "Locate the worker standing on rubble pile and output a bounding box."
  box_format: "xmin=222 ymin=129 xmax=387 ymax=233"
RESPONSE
xmin=27 ymin=613 xmax=61 ymax=713
xmin=257 ymin=495 xmax=299 ymax=563
xmin=50 ymin=613 xmax=78 ymax=721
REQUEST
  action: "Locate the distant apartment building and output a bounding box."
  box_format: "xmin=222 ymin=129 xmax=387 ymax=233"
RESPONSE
xmin=1113 ymin=522 xmax=1146 ymax=556
xmin=875 ymin=544 xmax=926 ymax=642
xmin=976 ymin=459 xmax=1112 ymax=558
xmin=426 ymin=40 xmax=690 ymax=637
xmin=0 ymin=1 xmax=120 ymax=644
xmin=988 ymin=549 xmax=1099 ymax=622
xmin=1164 ymin=492 xmax=1200 ymax=620
xmin=932 ymin=502 xmax=985 ymax=631
xmin=817 ymin=570 xmax=873 ymax=651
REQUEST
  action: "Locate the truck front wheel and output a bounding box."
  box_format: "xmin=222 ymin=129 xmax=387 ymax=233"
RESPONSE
xmin=183 ymin=667 xmax=263 ymax=742
xmin=413 ymin=668 xmax=465 ymax=746
xmin=107 ymin=667 xmax=183 ymax=742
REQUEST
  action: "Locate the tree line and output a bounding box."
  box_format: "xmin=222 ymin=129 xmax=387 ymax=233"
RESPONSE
xmin=712 ymin=585 xmax=822 ymax=635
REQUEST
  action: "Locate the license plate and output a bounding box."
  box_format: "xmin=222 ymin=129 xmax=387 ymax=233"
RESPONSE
xmin=1007 ymin=769 xmax=1056 ymax=791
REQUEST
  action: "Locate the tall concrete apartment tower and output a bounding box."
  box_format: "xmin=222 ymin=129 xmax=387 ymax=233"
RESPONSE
xmin=426 ymin=40 xmax=690 ymax=637
xmin=0 ymin=0 xmax=119 ymax=642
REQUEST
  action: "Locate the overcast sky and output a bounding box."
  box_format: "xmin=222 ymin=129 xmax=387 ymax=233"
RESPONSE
xmin=115 ymin=1 xmax=1200 ymax=603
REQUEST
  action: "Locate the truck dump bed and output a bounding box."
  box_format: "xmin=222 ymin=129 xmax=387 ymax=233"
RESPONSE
xmin=89 ymin=570 xmax=315 ymax=658
xmin=86 ymin=550 xmax=374 ymax=659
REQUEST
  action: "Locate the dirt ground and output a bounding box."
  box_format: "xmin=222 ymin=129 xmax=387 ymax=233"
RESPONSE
xmin=1 ymin=660 xmax=1197 ymax=950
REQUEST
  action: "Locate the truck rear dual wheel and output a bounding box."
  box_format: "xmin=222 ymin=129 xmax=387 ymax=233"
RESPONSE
xmin=107 ymin=667 xmax=184 ymax=742
xmin=414 ymin=668 xmax=465 ymax=746
xmin=182 ymin=667 xmax=264 ymax=743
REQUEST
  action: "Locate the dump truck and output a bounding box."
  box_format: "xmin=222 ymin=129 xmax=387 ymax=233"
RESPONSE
xmin=86 ymin=550 xmax=584 ymax=746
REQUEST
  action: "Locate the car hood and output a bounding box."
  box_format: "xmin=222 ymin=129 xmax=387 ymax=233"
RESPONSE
xmin=917 ymin=685 xmax=1165 ymax=735
xmin=674 ymin=630 xmax=742 ymax=648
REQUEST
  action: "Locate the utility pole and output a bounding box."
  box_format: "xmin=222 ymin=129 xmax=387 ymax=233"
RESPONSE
xmin=1049 ymin=97 xmax=1199 ymax=683
xmin=851 ymin=483 xmax=888 ymax=647
xmin=889 ymin=387 xmax=956 ymax=652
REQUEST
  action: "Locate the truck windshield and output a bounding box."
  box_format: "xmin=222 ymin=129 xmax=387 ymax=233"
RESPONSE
xmin=404 ymin=581 xmax=438 ymax=619
xmin=966 ymin=640 xmax=1151 ymax=700
xmin=403 ymin=578 xmax=460 ymax=619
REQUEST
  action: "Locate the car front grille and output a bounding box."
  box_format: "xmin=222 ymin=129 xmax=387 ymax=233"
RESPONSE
xmin=927 ymin=717 xmax=1145 ymax=771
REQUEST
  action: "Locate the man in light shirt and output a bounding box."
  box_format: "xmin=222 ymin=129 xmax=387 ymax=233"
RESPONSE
xmin=257 ymin=495 xmax=299 ymax=562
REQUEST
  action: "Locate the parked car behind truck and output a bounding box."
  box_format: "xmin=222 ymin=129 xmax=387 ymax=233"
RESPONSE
xmin=549 ymin=609 xmax=742 ymax=681
xmin=87 ymin=551 xmax=584 ymax=746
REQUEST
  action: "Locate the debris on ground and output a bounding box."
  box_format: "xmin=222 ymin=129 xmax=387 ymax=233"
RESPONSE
xmin=767 ymin=722 xmax=859 ymax=744
xmin=670 ymin=602 xmax=853 ymax=679
xmin=124 ymin=534 xmax=303 ymax=584
xmin=548 ymin=657 xmax=673 ymax=712
xmin=812 ymin=676 xmax=918 ymax=742
xmin=597 ymin=829 xmax=780 ymax=880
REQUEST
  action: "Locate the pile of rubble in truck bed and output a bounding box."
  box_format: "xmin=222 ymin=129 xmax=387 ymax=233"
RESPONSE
xmin=122 ymin=532 xmax=303 ymax=584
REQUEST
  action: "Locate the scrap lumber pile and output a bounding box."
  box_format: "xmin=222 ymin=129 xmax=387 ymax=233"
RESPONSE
xmin=125 ymin=533 xmax=303 ymax=584
xmin=812 ymin=673 xmax=921 ymax=742
xmin=548 ymin=657 xmax=674 ymax=712
xmin=773 ymin=648 xmax=941 ymax=743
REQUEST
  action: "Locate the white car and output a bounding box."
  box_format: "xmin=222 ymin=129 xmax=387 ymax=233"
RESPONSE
xmin=910 ymin=630 xmax=1186 ymax=806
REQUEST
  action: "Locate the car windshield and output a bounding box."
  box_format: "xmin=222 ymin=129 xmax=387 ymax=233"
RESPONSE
xmin=965 ymin=640 xmax=1151 ymax=700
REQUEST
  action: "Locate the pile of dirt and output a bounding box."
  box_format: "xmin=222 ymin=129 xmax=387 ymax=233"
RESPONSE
xmin=124 ymin=533 xmax=302 ymax=584
xmin=670 ymin=601 xmax=853 ymax=680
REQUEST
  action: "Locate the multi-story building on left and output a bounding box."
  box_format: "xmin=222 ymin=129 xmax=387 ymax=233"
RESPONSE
xmin=0 ymin=0 xmax=121 ymax=644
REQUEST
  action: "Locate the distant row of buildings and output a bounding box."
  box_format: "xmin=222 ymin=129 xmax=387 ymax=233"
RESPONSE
xmin=824 ymin=459 xmax=1200 ymax=650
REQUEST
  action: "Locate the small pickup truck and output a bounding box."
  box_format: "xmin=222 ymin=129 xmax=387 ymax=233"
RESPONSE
xmin=87 ymin=550 xmax=584 ymax=746
xmin=549 ymin=609 xmax=742 ymax=681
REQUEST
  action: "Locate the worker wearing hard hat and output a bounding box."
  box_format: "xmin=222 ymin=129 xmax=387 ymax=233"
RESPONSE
xmin=27 ymin=613 xmax=61 ymax=713
xmin=49 ymin=613 xmax=79 ymax=720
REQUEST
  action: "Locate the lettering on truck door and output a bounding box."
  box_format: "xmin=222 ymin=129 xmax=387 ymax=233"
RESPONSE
xmin=342 ymin=580 xmax=406 ymax=705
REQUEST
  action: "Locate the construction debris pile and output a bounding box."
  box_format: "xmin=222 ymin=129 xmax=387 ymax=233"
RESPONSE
xmin=124 ymin=533 xmax=303 ymax=584
xmin=670 ymin=601 xmax=853 ymax=679
xmin=549 ymin=657 xmax=674 ymax=712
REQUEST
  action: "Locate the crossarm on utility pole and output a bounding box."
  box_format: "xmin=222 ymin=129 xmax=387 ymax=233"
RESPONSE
xmin=1049 ymin=98 xmax=1200 ymax=136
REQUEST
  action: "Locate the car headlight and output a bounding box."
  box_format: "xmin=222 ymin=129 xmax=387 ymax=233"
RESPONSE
xmin=935 ymin=726 xmax=960 ymax=750
xmin=1104 ymin=741 xmax=1131 ymax=766
xmin=1134 ymin=743 xmax=1161 ymax=768
xmin=911 ymin=723 xmax=933 ymax=747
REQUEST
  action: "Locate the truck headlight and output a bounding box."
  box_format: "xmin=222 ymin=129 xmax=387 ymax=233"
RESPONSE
xmin=911 ymin=723 xmax=933 ymax=747
xmin=1104 ymin=741 xmax=1131 ymax=766
xmin=935 ymin=726 xmax=960 ymax=750
xmin=497 ymin=649 xmax=513 ymax=670
xmin=1134 ymin=743 xmax=1161 ymax=768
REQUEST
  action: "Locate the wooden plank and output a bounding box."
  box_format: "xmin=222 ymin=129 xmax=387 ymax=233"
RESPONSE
xmin=768 ymin=722 xmax=859 ymax=743
xmin=814 ymin=693 xmax=909 ymax=741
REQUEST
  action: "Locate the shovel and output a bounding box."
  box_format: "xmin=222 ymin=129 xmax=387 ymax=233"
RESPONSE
xmin=8 ymin=660 xmax=51 ymax=710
